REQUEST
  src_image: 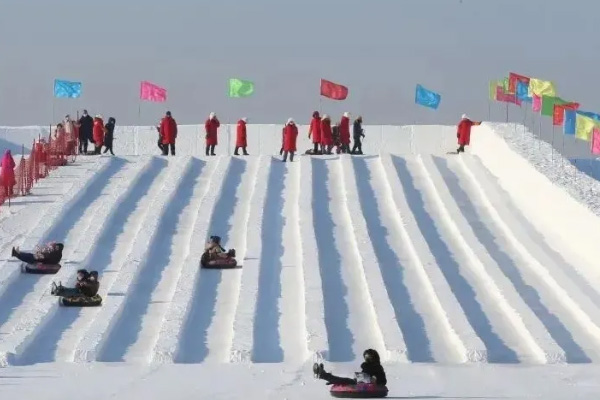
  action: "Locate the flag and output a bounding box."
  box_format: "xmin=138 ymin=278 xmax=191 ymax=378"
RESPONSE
xmin=320 ymin=79 xmax=348 ymax=100
xmin=54 ymin=79 xmax=82 ymax=98
xmin=516 ymin=81 xmax=531 ymax=102
xmin=528 ymin=78 xmax=556 ymax=97
xmin=541 ymin=96 xmax=569 ymax=116
xmin=228 ymin=78 xmax=254 ymax=98
xmin=577 ymin=110 xmax=600 ymax=121
xmin=564 ymin=109 xmax=576 ymax=135
xmin=415 ymin=84 xmax=441 ymax=109
xmin=532 ymin=95 xmax=542 ymax=112
xmin=592 ymin=128 xmax=600 ymax=155
xmin=509 ymin=72 xmax=530 ymax=93
xmin=496 ymin=86 xmax=521 ymax=105
xmin=553 ymin=102 xmax=579 ymax=125
xmin=140 ymin=81 xmax=167 ymax=102
xmin=489 ymin=80 xmax=501 ymax=101
xmin=502 ymin=77 xmax=513 ymax=94
xmin=575 ymin=114 xmax=595 ymax=141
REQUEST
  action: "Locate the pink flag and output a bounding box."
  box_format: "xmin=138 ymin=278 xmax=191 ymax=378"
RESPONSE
xmin=140 ymin=81 xmax=167 ymax=102
xmin=592 ymin=128 xmax=600 ymax=155
xmin=495 ymin=86 xmax=521 ymax=105
xmin=532 ymin=95 xmax=542 ymax=112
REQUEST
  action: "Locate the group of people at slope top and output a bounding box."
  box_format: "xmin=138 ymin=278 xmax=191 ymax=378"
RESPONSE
xmin=306 ymin=111 xmax=365 ymax=155
xmin=57 ymin=111 xmax=116 ymax=156
xmin=156 ymin=111 xmax=222 ymax=157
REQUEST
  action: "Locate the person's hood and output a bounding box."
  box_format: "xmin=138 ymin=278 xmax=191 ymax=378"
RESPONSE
xmin=461 ymin=114 xmax=468 ymax=120
xmin=343 ymin=112 xmax=350 ymax=118
xmin=286 ymin=118 xmax=294 ymax=125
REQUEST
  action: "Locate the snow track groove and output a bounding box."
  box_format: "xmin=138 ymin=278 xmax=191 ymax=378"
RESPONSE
xmin=0 ymin=157 xmax=145 ymax=365
xmin=438 ymin=155 xmax=600 ymax=362
xmin=311 ymin=156 xmax=384 ymax=362
xmin=175 ymin=156 xmax=260 ymax=363
xmin=73 ymin=157 xmax=190 ymax=362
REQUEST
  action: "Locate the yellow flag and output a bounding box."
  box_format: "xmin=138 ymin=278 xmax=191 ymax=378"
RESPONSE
xmin=575 ymin=114 xmax=595 ymax=141
xmin=528 ymin=78 xmax=556 ymax=97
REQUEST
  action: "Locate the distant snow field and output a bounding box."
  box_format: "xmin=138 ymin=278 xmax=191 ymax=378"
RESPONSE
xmin=2 ymin=123 xmax=600 ymax=398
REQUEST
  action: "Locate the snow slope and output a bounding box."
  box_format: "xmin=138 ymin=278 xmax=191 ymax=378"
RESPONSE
xmin=2 ymin=123 xmax=600 ymax=397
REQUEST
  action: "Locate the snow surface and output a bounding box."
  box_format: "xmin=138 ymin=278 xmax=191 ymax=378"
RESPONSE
xmin=2 ymin=123 xmax=600 ymax=397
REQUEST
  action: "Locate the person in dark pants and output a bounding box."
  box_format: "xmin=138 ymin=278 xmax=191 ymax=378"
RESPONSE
xmin=351 ymin=116 xmax=365 ymax=155
xmin=282 ymin=118 xmax=298 ymax=162
xmin=78 ymin=110 xmax=94 ymax=154
xmin=12 ymin=242 xmax=64 ymax=265
xmin=314 ymin=349 xmax=387 ymax=386
xmin=103 ymin=117 xmax=116 ymax=155
xmin=160 ymin=111 xmax=178 ymax=156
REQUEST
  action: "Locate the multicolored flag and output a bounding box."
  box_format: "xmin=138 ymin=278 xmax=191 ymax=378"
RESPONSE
xmin=140 ymin=81 xmax=167 ymax=102
xmin=496 ymin=86 xmax=521 ymax=105
xmin=228 ymin=78 xmax=254 ymax=98
xmin=415 ymin=84 xmax=441 ymax=109
xmin=320 ymin=79 xmax=348 ymax=100
xmin=541 ymin=96 xmax=569 ymax=117
xmin=509 ymin=72 xmax=530 ymax=93
xmin=54 ymin=79 xmax=82 ymax=98
xmin=553 ymin=102 xmax=579 ymax=125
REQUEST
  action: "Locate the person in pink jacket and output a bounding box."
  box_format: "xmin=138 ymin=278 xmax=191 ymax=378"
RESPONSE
xmin=339 ymin=112 xmax=351 ymax=154
xmin=1 ymin=149 xmax=16 ymax=197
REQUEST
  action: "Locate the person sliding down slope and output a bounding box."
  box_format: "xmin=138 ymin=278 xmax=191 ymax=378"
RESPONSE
xmin=52 ymin=269 xmax=100 ymax=298
xmin=455 ymin=114 xmax=482 ymax=154
xmin=205 ymin=236 xmax=236 ymax=259
xmin=12 ymin=242 xmax=64 ymax=265
xmin=313 ymin=349 xmax=387 ymax=386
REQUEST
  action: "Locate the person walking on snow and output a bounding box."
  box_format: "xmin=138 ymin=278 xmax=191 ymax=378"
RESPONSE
xmin=160 ymin=111 xmax=177 ymax=156
xmin=339 ymin=112 xmax=351 ymax=154
xmin=234 ymin=117 xmax=249 ymax=155
xmin=92 ymin=115 xmax=105 ymax=155
xmin=351 ymin=116 xmax=365 ymax=154
xmin=456 ymin=114 xmax=481 ymax=154
xmin=1 ymin=149 xmax=16 ymax=197
xmin=308 ymin=111 xmax=322 ymax=154
xmin=321 ymin=114 xmax=334 ymax=154
xmin=205 ymin=112 xmax=220 ymax=156
xmin=103 ymin=117 xmax=116 ymax=155
xmin=282 ymin=118 xmax=298 ymax=162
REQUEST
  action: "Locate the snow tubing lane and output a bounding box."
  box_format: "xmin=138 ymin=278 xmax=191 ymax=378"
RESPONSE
xmin=200 ymin=253 xmax=238 ymax=269
xmin=20 ymin=263 xmax=62 ymax=274
xmin=330 ymin=384 xmax=388 ymax=398
xmin=59 ymin=294 xmax=103 ymax=307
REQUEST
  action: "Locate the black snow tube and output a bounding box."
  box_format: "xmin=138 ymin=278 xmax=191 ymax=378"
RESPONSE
xmin=59 ymin=294 xmax=102 ymax=307
xmin=200 ymin=251 xmax=238 ymax=269
xmin=21 ymin=263 xmax=61 ymax=274
xmin=330 ymin=384 xmax=388 ymax=398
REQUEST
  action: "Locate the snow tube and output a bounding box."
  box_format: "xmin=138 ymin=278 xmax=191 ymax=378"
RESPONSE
xmin=59 ymin=294 xmax=102 ymax=307
xmin=330 ymin=383 xmax=388 ymax=398
xmin=200 ymin=251 xmax=238 ymax=269
xmin=21 ymin=263 xmax=61 ymax=274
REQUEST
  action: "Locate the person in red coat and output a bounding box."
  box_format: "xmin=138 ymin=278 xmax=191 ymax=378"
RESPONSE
xmin=320 ymin=114 xmax=333 ymax=154
xmin=282 ymin=118 xmax=298 ymax=162
xmin=160 ymin=111 xmax=178 ymax=156
xmin=205 ymin=112 xmax=220 ymax=156
xmin=234 ymin=117 xmax=249 ymax=156
xmin=339 ymin=112 xmax=351 ymax=154
xmin=456 ymin=114 xmax=481 ymax=153
xmin=1 ymin=149 xmax=16 ymax=197
xmin=92 ymin=115 xmax=105 ymax=155
xmin=308 ymin=111 xmax=322 ymax=154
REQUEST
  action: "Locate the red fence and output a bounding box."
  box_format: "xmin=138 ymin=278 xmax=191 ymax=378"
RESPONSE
xmin=0 ymin=128 xmax=78 ymax=208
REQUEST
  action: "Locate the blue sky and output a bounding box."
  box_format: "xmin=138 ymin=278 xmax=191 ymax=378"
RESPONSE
xmin=0 ymin=0 xmax=598 ymax=126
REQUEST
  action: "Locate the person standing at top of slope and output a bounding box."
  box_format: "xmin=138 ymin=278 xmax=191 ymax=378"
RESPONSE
xmin=103 ymin=117 xmax=116 ymax=155
xmin=456 ymin=114 xmax=481 ymax=154
xmin=234 ymin=117 xmax=249 ymax=156
xmin=339 ymin=112 xmax=351 ymax=154
xmin=92 ymin=115 xmax=105 ymax=155
xmin=205 ymin=112 xmax=220 ymax=156
xmin=282 ymin=118 xmax=298 ymax=162
xmin=1 ymin=149 xmax=16 ymax=197
xmin=160 ymin=111 xmax=178 ymax=156
xmin=77 ymin=110 xmax=94 ymax=154
xmin=321 ymin=114 xmax=334 ymax=154
xmin=308 ymin=111 xmax=322 ymax=154
xmin=351 ymin=116 xmax=365 ymax=154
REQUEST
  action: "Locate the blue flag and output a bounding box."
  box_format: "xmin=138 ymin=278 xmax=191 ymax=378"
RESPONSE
xmin=564 ymin=109 xmax=576 ymax=135
xmin=415 ymin=84 xmax=441 ymax=110
xmin=54 ymin=79 xmax=82 ymax=98
xmin=577 ymin=110 xmax=600 ymax=121
xmin=516 ymin=81 xmax=532 ymax=103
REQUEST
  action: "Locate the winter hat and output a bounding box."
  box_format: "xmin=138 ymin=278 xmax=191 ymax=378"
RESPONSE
xmin=287 ymin=118 xmax=294 ymax=125
xmin=242 ymin=117 xmax=248 ymax=123
xmin=209 ymin=112 xmax=216 ymax=119
xmin=322 ymin=114 xmax=329 ymax=120
xmin=461 ymin=114 xmax=468 ymax=119
xmin=312 ymin=111 xmax=320 ymax=118
xmin=343 ymin=112 xmax=350 ymax=118
xmin=166 ymin=111 xmax=172 ymax=116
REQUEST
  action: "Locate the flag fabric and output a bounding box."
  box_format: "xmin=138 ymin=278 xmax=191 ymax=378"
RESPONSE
xmin=516 ymin=81 xmax=531 ymax=102
xmin=575 ymin=114 xmax=595 ymax=141
xmin=553 ymin=102 xmax=579 ymax=125
xmin=54 ymin=79 xmax=82 ymax=98
xmin=502 ymin=77 xmax=513 ymax=94
xmin=541 ymin=96 xmax=569 ymax=117
xmin=496 ymin=86 xmax=521 ymax=105
xmin=532 ymin=95 xmax=542 ymax=112
xmin=509 ymin=72 xmax=530 ymax=93
xmin=228 ymin=78 xmax=254 ymax=98
xmin=415 ymin=84 xmax=441 ymax=109
xmin=320 ymin=79 xmax=348 ymax=100
xmin=592 ymin=128 xmax=600 ymax=155
xmin=577 ymin=110 xmax=600 ymax=121
xmin=140 ymin=81 xmax=167 ymax=102
xmin=564 ymin=109 xmax=576 ymax=135
xmin=528 ymin=78 xmax=556 ymax=97
xmin=489 ymin=80 xmax=501 ymax=100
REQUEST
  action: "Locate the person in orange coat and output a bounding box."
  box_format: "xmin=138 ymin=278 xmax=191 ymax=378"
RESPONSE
xmin=320 ymin=114 xmax=333 ymax=154
xmin=234 ymin=117 xmax=248 ymax=156
xmin=282 ymin=118 xmax=298 ymax=162
xmin=456 ymin=114 xmax=481 ymax=153
xmin=160 ymin=111 xmax=178 ymax=156
xmin=308 ymin=111 xmax=322 ymax=154
xmin=92 ymin=115 xmax=105 ymax=154
xmin=205 ymin=112 xmax=220 ymax=156
xmin=339 ymin=112 xmax=351 ymax=154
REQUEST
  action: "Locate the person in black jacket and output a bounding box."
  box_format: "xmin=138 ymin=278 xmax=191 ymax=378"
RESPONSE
xmin=78 ymin=110 xmax=94 ymax=154
xmin=12 ymin=242 xmax=64 ymax=265
xmin=313 ymin=349 xmax=387 ymax=386
xmin=351 ymin=116 xmax=365 ymax=155
xmin=51 ymin=269 xmax=100 ymax=298
xmin=103 ymin=117 xmax=116 ymax=155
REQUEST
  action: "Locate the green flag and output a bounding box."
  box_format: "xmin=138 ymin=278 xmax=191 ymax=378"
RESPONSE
xmin=541 ymin=95 xmax=568 ymax=116
xmin=489 ymin=80 xmax=501 ymax=100
xmin=228 ymin=78 xmax=254 ymax=98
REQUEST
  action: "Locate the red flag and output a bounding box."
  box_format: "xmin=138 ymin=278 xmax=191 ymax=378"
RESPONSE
xmin=553 ymin=102 xmax=579 ymax=125
xmin=320 ymin=79 xmax=348 ymax=100
xmin=508 ymin=72 xmax=530 ymax=93
xmin=140 ymin=81 xmax=167 ymax=102
xmin=496 ymin=86 xmax=521 ymax=105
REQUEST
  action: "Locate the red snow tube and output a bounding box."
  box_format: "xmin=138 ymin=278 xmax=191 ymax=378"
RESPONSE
xmin=200 ymin=252 xmax=238 ymax=269
xmin=21 ymin=263 xmax=61 ymax=274
xmin=330 ymin=383 xmax=388 ymax=398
